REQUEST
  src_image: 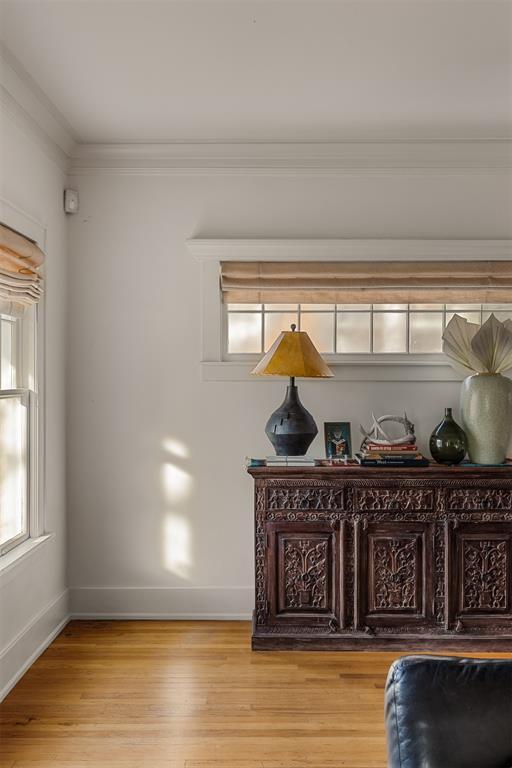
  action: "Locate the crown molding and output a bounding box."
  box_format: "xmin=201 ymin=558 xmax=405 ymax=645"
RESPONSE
xmin=187 ymin=238 xmax=512 ymax=262
xmin=0 ymin=86 xmax=69 ymax=173
xmin=0 ymin=44 xmax=77 ymax=171
xmin=0 ymin=43 xmax=510 ymax=178
xmin=69 ymin=139 xmax=512 ymax=176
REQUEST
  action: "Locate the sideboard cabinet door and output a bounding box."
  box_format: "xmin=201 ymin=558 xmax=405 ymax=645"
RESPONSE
xmin=448 ymin=522 xmax=512 ymax=632
xmin=266 ymin=521 xmax=342 ymax=630
xmin=357 ymin=521 xmax=434 ymax=632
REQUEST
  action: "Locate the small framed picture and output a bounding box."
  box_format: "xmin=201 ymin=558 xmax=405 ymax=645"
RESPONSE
xmin=324 ymin=422 xmax=352 ymax=459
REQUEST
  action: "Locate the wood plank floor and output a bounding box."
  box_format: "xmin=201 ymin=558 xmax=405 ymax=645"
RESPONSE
xmin=1 ymin=621 xmax=511 ymax=768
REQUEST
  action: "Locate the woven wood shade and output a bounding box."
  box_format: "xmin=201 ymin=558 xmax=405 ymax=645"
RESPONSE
xmin=221 ymin=261 xmax=512 ymax=304
xmin=0 ymin=223 xmax=44 ymax=315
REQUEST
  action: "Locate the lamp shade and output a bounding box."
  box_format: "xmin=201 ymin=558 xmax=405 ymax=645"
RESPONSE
xmin=251 ymin=325 xmax=333 ymax=378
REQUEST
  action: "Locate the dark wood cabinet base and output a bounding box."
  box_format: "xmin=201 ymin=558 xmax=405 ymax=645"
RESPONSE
xmin=252 ymin=627 xmax=512 ymax=651
xmin=248 ymin=465 xmax=512 ymax=652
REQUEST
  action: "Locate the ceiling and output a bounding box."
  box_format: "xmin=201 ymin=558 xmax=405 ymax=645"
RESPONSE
xmin=1 ymin=0 xmax=511 ymax=144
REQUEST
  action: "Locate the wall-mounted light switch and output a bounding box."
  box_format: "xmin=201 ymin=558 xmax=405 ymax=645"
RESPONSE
xmin=64 ymin=188 xmax=79 ymax=214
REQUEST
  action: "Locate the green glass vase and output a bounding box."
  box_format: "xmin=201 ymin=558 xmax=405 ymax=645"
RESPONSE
xmin=429 ymin=407 xmax=467 ymax=465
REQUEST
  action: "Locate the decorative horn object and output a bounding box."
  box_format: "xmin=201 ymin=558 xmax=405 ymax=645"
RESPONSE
xmin=360 ymin=413 xmax=416 ymax=449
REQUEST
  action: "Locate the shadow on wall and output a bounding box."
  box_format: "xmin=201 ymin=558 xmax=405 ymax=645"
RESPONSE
xmin=161 ymin=437 xmax=193 ymax=579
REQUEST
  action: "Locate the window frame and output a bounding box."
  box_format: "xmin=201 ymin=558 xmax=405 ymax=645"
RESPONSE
xmin=0 ymin=311 xmax=41 ymax=556
xmin=223 ymin=302 xmax=510 ymax=360
xmin=0 ymin=202 xmax=45 ymax=560
xmin=0 ymin=388 xmax=30 ymax=554
xmin=187 ymin=238 xmax=512 ymax=382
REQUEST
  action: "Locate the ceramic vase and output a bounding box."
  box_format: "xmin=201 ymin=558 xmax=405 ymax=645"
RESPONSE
xmin=460 ymin=373 xmax=512 ymax=464
xmin=429 ymin=407 xmax=466 ymax=465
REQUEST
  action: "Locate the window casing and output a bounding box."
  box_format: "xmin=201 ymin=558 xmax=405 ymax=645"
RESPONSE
xmin=0 ymin=305 xmax=38 ymax=555
xmin=225 ymin=302 xmax=512 ymax=359
xmin=186 ymin=238 xmax=512 ymax=380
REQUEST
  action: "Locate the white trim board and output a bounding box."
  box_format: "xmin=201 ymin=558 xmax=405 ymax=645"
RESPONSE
xmin=70 ymin=586 xmax=254 ymax=619
xmin=187 ymin=238 xmax=512 ymax=262
xmin=0 ymin=534 xmax=53 ymax=577
xmin=0 ymin=587 xmax=251 ymax=701
xmin=70 ymin=613 xmax=252 ymax=621
xmin=70 ymin=140 xmax=512 ymax=175
xmin=0 ymin=590 xmax=69 ymax=701
xmin=200 ymin=361 xmax=464 ymax=383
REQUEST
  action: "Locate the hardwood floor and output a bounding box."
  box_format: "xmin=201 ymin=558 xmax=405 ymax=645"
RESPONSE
xmin=1 ymin=621 xmax=511 ymax=768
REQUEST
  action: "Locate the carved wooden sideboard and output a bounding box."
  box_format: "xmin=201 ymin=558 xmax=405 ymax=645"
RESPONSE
xmin=248 ymin=465 xmax=512 ymax=650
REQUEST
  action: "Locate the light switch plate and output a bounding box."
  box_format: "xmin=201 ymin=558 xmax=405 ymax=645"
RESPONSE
xmin=64 ymin=188 xmax=79 ymax=214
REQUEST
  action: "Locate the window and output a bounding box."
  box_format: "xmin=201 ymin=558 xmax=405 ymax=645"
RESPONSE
xmin=186 ymin=239 xmax=512 ymax=380
xmin=0 ymin=222 xmax=43 ymax=557
xmin=220 ymin=258 xmax=512 ymax=359
xmin=0 ymin=308 xmax=37 ymax=555
xmin=226 ymin=303 xmax=512 ymax=357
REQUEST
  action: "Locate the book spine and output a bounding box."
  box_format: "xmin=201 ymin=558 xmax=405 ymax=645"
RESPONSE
xmin=364 ymin=444 xmax=417 ymax=451
xmin=363 ymin=453 xmax=421 ymax=460
xmin=359 ymin=459 xmax=429 ymax=467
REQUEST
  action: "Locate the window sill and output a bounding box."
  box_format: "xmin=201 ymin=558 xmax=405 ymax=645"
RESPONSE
xmin=200 ymin=359 xmax=464 ymax=382
xmin=0 ymin=534 xmax=53 ymax=577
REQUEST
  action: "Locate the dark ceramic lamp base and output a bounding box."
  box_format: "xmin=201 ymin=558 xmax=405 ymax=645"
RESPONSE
xmin=265 ymin=377 xmax=318 ymax=456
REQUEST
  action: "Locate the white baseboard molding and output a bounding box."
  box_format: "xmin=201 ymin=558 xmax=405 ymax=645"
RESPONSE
xmin=69 ymin=586 xmax=254 ymax=620
xmin=0 ymin=589 xmax=69 ymax=701
xmin=70 ymin=613 xmax=252 ymax=620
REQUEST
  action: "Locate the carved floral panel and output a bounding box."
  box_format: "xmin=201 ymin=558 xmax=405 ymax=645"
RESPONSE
xmin=369 ymin=536 xmax=419 ymax=611
xmin=462 ymin=538 xmax=509 ymax=611
xmin=283 ymin=538 xmax=328 ymax=609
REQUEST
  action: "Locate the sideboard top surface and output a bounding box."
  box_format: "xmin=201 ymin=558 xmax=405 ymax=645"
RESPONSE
xmin=247 ymin=465 xmax=512 ymax=481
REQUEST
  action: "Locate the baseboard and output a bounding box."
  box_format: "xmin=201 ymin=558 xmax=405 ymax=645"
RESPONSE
xmin=69 ymin=586 xmax=254 ymax=620
xmin=0 ymin=588 xmax=251 ymax=699
xmin=70 ymin=612 xmax=252 ymax=620
xmin=0 ymin=589 xmax=69 ymax=701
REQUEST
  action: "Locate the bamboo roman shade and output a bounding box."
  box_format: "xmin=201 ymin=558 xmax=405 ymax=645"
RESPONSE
xmin=0 ymin=223 xmax=44 ymax=315
xmin=221 ymin=261 xmax=512 ymax=304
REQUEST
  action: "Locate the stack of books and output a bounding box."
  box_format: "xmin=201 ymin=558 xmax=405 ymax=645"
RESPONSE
xmin=245 ymin=456 xmax=316 ymax=468
xmin=356 ymin=441 xmax=429 ymax=467
xmin=265 ymin=455 xmax=316 ymax=467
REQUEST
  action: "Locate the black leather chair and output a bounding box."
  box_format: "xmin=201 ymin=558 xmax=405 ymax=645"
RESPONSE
xmin=385 ymin=655 xmax=512 ymax=768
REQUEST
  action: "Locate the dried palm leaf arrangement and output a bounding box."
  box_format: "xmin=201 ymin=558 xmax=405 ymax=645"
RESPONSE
xmin=443 ymin=313 xmax=512 ymax=465
xmin=443 ymin=313 xmax=512 ymax=375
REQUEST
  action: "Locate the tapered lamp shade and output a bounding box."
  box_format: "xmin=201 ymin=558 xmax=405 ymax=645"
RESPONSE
xmin=251 ymin=325 xmax=333 ymax=456
xmin=251 ymin=327 xmax=333 ymax=378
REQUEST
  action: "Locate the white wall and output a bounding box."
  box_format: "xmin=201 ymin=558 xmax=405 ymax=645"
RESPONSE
xmin=0 ymin=110 xmax=68 ymax=696
xmin=66 ymin=169 xmax=512 ymax=617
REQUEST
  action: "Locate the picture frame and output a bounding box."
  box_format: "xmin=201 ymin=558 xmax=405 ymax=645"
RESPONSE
xmin=324 ymin=421 xmax=352 ymax=459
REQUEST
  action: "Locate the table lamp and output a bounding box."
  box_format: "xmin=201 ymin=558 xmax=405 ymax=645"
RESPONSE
xmin=251 ymin=324 xmax=333 ymax=455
